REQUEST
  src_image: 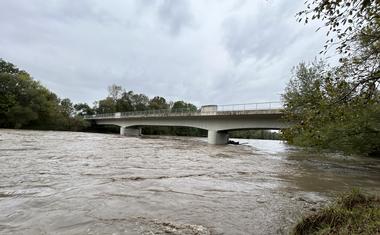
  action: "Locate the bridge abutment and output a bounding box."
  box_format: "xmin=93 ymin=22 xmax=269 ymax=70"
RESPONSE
xmin=120 ymin=127 xmax=141 ymax=137
xmin=207 ymin=130 xmax=229 ymax=145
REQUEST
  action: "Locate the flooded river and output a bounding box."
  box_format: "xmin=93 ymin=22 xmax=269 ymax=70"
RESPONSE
xmin=0 ymin=129 xmax=379 ymax=234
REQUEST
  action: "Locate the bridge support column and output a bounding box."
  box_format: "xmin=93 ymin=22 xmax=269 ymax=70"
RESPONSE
xmin=207 ymin=130 xmax=229 ymax=145
xmin=120 ymin=127 xmax=141 ymax=137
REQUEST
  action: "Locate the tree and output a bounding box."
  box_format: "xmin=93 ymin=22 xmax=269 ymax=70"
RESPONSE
xmin=282 ymin=61 xmax=380 ymax=156
xmin=0 ymin=59 xmax=90 ymax=131
xmin=282 ymin=1 xmax=380 ymax=156
xmin=96 ymin=97 xmax=116 ymax=113
xmin=6 ymin=105 xmax=38 ymax=129
xmin=229 ymin=130 xmax=281 ymax=140
xmin=74 ymin=103 xmax=94 ymax=116
xmin=108 ymin=84 xmax=123 ymax=101
xmin=298 ymin=0 xmax=380 ymax=100
xmin=0 ymin=62 xmax=48 ymax=128
xmin=60 ymin=98 xmax=74 ymax=117
xmin=298 ymin=0 xmax=380 ymax=55
xmin=0 ymin=58 xmax=22 ymax=74
xmin=171 ymin=101 xmax=197 ymax=112
xmin=148 ymin=96 xmax=169 ymax=110
xmin=116 ymin=90 xmax=134 ymax=112
xmin=131 ymin=93 xmax=149 ymax=111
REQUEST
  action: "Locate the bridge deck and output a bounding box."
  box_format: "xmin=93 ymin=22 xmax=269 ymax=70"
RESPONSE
xmin=84 ymin=109 xmax=283 ymax=120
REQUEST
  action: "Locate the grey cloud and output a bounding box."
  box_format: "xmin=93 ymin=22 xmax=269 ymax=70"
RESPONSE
xmin=135 ymin=0 xmax=194 ymax=35
xmin=51 ymin=1 xmax=120 ymax=24
xmin=157 ymin=0 xmax=194 ymax=35
xmin=0 ymin=0 xmax=325 ymax=106
xmin=0 ymin=0 xmax=116 ymax=25
xmin=222 ymin=1 xmax=304 ymax=64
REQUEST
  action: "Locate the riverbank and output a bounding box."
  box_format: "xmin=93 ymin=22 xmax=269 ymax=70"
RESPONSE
xmin=293 ymin=189 xmax=380 ymax=235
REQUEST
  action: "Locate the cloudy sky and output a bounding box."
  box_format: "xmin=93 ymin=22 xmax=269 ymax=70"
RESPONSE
xmin=0 ymin=0 xmax=326 ymax=106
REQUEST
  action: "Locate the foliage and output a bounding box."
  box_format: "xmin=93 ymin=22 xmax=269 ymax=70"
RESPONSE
xmin=229 ymin=130 xmax=281 ymax=140
xmin=0 ymin=59 xmax=23 ymax=74
xmin=292 ymin=189 xmax=380 ymax=235
xmin=141 ymin=126 xmax=207 ymax=137
xmin=149 ymin=96 xmax=169 ymax=110
xmin=96 ymin=87 xmax=204 ymax=136
xmin=95 ymin=97 xmax=116 ymax=114
xmin=60 ymin=98 xmax=74 ymax=117
xmin=298 ymin=0 xmax=380 ymax=54
xmin=95 ymin=86 xmax=151 ymax=113
xmin=0 ymin=59 xmax=88 ymax=131
xmin=108 ymin=84 xmax=123 ymax=101
xmin=284 ymin=0 xmax=380 ymax=156
xmin=74 ymin=103 xmax=94 ymax=116
xmin=282 ymin=61 xmax=380 ymax=156
xmin=172 ymin=101 xmax=197 ymax=112
xmin=298 ymin=0 xmax=380 ymax=100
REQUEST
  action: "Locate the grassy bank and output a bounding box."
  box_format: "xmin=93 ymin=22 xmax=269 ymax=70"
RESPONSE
xmin=293 ymin=189 xmax=380 ymax=235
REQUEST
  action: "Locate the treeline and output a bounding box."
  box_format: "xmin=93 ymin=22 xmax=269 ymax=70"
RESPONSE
xmin=71 ymin=84 xmax=207 ymax=136
xmin=0 ymin=59 xmax=88 ymax=131
xmin=282 ymin=0 xmax=380 ymax=156
xmin=230 ymin=130 xmax=280 ymax=140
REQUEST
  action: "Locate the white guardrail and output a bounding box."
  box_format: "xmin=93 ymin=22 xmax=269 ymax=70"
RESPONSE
xmin=217 ymin=101 xmax=282 ymax=111
xmin=84 ymin=101 xmax=283 ymax=119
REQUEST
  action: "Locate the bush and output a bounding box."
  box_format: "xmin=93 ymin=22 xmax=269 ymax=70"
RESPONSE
xmin=293 ymin=189 xmax=380 ymax=235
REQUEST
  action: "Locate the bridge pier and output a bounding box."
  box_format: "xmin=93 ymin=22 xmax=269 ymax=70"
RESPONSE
xmin=207 ymin=130 xmax=229 ymax=145
xmin=120 ymin=127 xmax=141 ymax=137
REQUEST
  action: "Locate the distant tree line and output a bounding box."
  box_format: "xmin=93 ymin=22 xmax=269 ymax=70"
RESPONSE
xmin=229 ymin=130 xmax=281 ymax=140
xmin=76 ymin=84 xmax=206 ymax=136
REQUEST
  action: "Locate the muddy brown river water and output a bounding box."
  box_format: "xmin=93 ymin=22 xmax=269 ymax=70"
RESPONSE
xmin=0 ymin=129 xmax=379 ymax=235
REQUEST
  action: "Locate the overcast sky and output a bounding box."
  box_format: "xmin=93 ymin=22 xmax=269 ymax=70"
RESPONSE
xmin=0 ymin=0 xmax=326 ymax=106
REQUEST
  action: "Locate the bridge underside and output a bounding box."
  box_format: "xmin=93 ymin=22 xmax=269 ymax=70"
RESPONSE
xmin=94 ymin=114 xmax=288 ymax=145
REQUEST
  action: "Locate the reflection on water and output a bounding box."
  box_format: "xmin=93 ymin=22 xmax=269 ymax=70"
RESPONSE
xmin=0 ymin=130 xmax=379 ymax=234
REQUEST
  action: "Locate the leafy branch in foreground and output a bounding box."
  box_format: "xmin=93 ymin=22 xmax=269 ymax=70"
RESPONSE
xmin=298 ymin=0 xmax=380 ymax=100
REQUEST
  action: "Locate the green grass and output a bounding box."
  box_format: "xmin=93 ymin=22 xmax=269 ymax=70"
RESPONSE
xmin=292 ymin=189 xmax=380 ymax=235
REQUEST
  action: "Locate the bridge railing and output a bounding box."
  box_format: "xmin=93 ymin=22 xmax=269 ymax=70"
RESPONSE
xmin=84 ymin=108 xmax=199 ymax=119
xmin=84 ymin=101 xmax=283 ymax=119
xmin=120 ymin=108 xmax=198 ymax=117
xmin=217 ymin=101 xmax=282 ymax=112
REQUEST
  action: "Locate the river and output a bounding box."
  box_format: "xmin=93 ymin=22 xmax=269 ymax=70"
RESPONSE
xmin=0 ymin=129 xmax=379 ymax=234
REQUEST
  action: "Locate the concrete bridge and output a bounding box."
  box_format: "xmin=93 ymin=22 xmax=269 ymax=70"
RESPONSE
xmin=84 ymin=102 xmax=288 ymax=144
